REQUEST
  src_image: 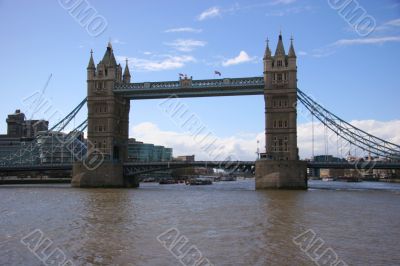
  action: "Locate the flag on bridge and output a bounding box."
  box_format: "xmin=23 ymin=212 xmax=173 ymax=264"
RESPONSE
xmin=214 ymin=70 xmax=222 ymax=76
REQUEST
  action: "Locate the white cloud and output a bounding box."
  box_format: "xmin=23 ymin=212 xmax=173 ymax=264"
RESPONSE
xmin=298 ymin=51 xmax=308 ymax=56
xmin=297 ymin=120 xmax=400 ymax=159
xmin=130 ymin=120 xmax=400 ymax=161
xmin=165 ymin=27 xmax=203 ymax=33
xmin=197 ymin=7 xmax=221 ymax=21
xmin=165 ymin=39 xmax=207 ymax=52
xmin=116 ymin=55 xmax=195 ymax=72
xmin=131 ymin=122 xmax=263 ymax=161
xmin=222 ymin=51 xmax=256 ymax=66
xmin=303 ymin=35 xmax=400 ymax=58
xmin=357 ymin=17 xmax=400 ymax=33
xmin=385 ymin=18 xmax=400 ymax=27
xmin=333 ymin=36 xmax=400 ymax=46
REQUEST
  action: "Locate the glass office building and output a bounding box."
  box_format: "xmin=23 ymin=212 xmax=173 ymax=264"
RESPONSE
xmin=127 ymin=139 xmax=172 ymax=162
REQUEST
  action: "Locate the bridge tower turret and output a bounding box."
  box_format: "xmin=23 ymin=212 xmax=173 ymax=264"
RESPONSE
xmin=72 ymin=42 xmax=134 ymax=188
xmin=87 ymin=49 xmax=96 ymax=80
xmin=123 ymin=58 xmax=131 ymax=84
xmin=256 ymin=33 xmax=307 ymax=189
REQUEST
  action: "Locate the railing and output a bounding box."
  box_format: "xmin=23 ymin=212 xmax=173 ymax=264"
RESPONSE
xmin=114 ymin=77 xmax=265 ymax=91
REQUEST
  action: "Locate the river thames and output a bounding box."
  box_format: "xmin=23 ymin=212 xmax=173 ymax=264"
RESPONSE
xmin=1 ymin=180 xmax=400 ymax=266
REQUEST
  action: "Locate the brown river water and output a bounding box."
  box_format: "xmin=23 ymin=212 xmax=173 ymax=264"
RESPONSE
xmin=1 ymin=179 xmax=400 ymax=266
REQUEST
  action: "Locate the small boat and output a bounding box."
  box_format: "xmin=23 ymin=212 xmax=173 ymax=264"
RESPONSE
xmin=186 ymin=178 xmax=212 ymax=185
xmin=322 ymin=177 xmax=334 ymax=182
xmin=159 ymin=179 xmax=178 ymax=185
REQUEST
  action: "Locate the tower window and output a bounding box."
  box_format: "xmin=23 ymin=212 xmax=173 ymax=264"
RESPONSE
xmin=284 ymin=121 xmax=288 ymax=128
xmin=278 ymin=120 xmax=283 ymax=128
xmin=273 ymin=120 xmax=277 ymax=128
xmin=277 ymin=74 xmax=282 ymax=81
xmin=277 ymin=60 xmax=282 ymax=67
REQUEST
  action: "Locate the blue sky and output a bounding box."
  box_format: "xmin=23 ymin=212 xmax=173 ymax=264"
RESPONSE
xmin=0 ymin=0 xmax=399 ymax=159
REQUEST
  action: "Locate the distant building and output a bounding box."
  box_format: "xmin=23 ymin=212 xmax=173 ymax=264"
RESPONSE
xmin=36 ymin=131 xmax=86 ymax=164
xmin=175 ymin=155 xmax=195 ymax=162
xmin=0 ymin=109 xmax=49 ymax=163
xmin=310 ymin=155 xmax=346 ymax=177
xmin=127 ymin=138 xmax=172 ymax=162
xmin=6 ymin=109 xmax=48 ymax=138
xmin=313 ymin=155 xmax=345 ymax=162
xmin=0 ymin=110 xmax=87 ymax=165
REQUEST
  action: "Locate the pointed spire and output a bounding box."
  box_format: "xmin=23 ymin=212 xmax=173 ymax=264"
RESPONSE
xmin=274 ymin=32 xmax=286 ymax=56
xmin=102 ymin=42 xmax=117 ymax=66
xmin=288 ymin=35 xmax=296 ymax=58
xmin=264 ymin=37 xmax=272 ymax=59
xmin=123 ymin=58 xmax=131 ymax=78
xmin=110 ymin=50 xmax=117 ymax=65
xmin=87 ymin=49 xmax=95 ymax=69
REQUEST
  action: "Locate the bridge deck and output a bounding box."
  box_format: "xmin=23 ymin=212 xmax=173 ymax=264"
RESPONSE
xmin=113 ymin=77 xmax=265 ymax=99
xmin=1 ymin=161 xmax=399 ymax=173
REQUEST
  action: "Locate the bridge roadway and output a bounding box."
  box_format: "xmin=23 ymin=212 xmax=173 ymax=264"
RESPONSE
xmin=1 ymin=161 xmax=399 ymax=175
xmin=113 ymin=77 xmax=265 ymax=99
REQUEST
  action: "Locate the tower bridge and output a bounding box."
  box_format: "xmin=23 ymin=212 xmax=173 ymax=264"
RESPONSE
xmin=71 ymin=33 xmax=309 ymax=189
xmin=1 ymin=33 xmax=399 ymax=188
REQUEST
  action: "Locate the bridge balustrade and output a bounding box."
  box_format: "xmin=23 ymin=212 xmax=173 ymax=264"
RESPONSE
xmin=113 ymin=77 xmax=265 ymax=92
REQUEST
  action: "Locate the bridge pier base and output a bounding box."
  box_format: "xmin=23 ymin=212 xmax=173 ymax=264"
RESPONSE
xmin=255 ymin=160 xmax=308 ymax=189
xmin=71 ymin=161 xmax=139 ymax=188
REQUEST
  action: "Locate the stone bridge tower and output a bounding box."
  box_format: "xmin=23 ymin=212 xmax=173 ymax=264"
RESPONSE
xmin=255 ymin=33 xmax=307 ymax=189
xmin=72 ymin=42 xmax=135 ymax=187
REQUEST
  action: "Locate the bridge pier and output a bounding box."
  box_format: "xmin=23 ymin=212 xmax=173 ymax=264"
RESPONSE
xmin=71 ymin=161 xmax=139 ymax=188
xmin=255 ymin=160 xmax=307 ymax=189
